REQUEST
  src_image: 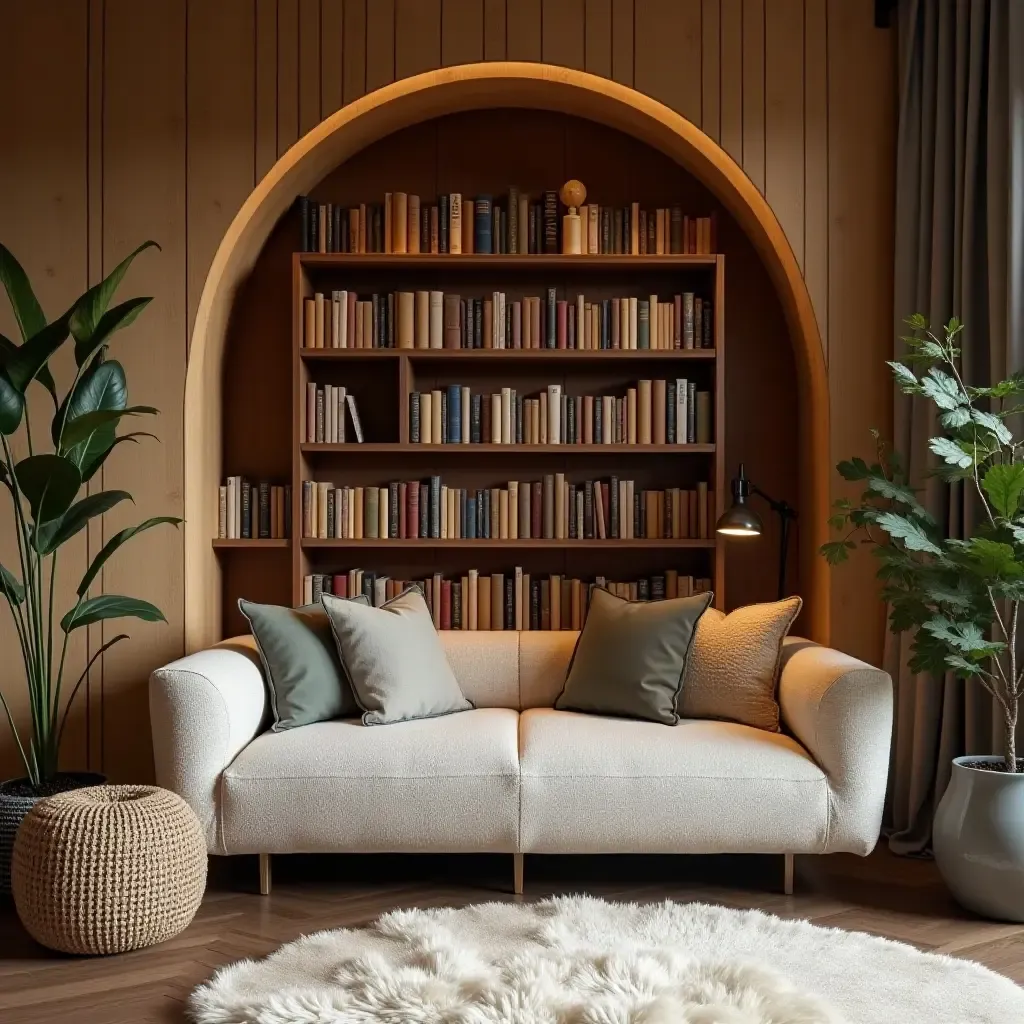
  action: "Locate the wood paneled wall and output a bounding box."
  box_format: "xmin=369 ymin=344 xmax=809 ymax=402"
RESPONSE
xmin=0 ymin=0 xmax=894 ymax=781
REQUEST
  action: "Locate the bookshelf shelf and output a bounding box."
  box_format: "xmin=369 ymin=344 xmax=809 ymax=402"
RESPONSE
xmin=301 ymin=538 xmax=716 ymax=550
xmin=300 ymin=443 xmax=716 ymax=455
xmin=299 ymin=253 xmax=719 ymax=271
xmin=213 ymin=539 xmax=290 ymax=550
xmin=299 ymin=348 xmax=717 ymax=362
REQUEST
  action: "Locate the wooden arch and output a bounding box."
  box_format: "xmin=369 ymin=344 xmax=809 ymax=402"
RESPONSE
xmin=185 ymin=62 xmax=830 ymax=651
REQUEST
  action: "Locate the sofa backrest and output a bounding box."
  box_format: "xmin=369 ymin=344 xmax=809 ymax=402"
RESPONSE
xmin=440 ymin=630 xmax=578 ymax=709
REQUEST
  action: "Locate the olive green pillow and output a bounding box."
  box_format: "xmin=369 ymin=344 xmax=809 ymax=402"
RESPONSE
xmin=555 ymin=587 xmax=713 ymax=725
xmin=321 ymin=587 xmax=472 ymax=726
xmin=239 ymin=597 xmax=368 ymax=731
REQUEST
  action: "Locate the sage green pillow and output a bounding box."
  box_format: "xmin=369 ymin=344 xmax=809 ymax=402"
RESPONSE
xmin=321 ymin=587 xmax=472 ymax=725
xmin=555 ymin=587 xmax=713 ymax=725
xmin=239 ymin=597 xmax=367 ymax=731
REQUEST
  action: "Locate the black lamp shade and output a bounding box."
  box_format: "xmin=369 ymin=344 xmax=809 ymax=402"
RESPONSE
xmin=716 ymin=462 xmax=763 ymax=536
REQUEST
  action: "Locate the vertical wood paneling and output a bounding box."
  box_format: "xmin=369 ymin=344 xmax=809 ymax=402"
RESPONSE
xmin=804 ymin=0 xmax=829 ymax=351
xmin=765 ymin=0 xmax=804 ymax=267
xmin=186 ymin=0 xmax=255 ymax=339
xmin=542 ymin=0 xmax=585 ymax=70
xmin=255 ymin=0 xmax=279 ymax=179
xmin=0 ymin=2 xmax=90 ymax=779
xmin=507 ymin=0 xmax=541 ymax=60
xmin=742 ymin=0 xmax=766 ymax=193
xmin=610 ymin=0 xmax=633 ymax=86
xmin=584 ymin=0 xmax=612 ymax=78
xmin=483 ymin=0 xmax=506 ymax=59
xmin=101 ymin=0 xmax=186 ymax=781
xmin=278 ymin=0 xmax=300 ymax=154
xmin=396 ymin=0 xmax=441 ymax=79
xmin=366 ymin=0 xmax=396 ymax=92
xmin=634 ymin=0 xmax=702 ymax=125
xmin=343 ymin=0 xmax=367 ymax=104
xmin=443 ymin=0 xmax=484 ymax=66
xmin=702 ymin=0 xmax=721 ymax=142
xmin=827 ymin=0 xmax=894 ymax=664
xmin=720 ymin=0 xmax=743 ymax=164
xmin=321 ymin=0 xmax=344 ymax=117
xmin=299 ymin=0 xmax=322 ymax=134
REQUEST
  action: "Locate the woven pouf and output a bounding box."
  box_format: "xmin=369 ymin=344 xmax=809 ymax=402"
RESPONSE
xmin=11 ymin=785 xmax=207 ymax=955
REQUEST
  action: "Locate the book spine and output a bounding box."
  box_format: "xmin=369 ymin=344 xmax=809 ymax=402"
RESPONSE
xmin=448 ymin=193 xmax=462 ymax=255
xmin=543 ymin=189 xmax=559 ymax=253
xmin=438 ymin=193 xmax=449 ymax=253
xmin=474 ymin=195 xmax=493 ymax=254
xmin=447 ymin=384 xmax=462 ymax=444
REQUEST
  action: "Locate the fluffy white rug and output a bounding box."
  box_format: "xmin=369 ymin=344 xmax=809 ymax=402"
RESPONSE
xmin=191 ymin=895 xmax=1024 ymax=1024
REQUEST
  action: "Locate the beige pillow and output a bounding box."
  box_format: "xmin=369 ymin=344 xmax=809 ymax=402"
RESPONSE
xmin=678 ymin=597 xmax=803 ymax=731
xmin=321 ymin=587 xmax=472 ymax=726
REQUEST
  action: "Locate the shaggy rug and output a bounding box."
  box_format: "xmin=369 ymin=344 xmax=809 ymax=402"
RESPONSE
xmin=191 ymin=895 xmax=1024 ymax=1024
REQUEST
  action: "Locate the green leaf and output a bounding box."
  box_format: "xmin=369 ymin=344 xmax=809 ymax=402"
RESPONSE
xmin=970 ymin=408 xmax=1013 ymax=444
xmin=957 ymin=537 xmax=1024 ymax=579
xmin=34 ymin=489 xmax=132 ymax=555
xmin=929 ymin=436 xmax=975 ymax=469
xmin=77 ymin=516 xmax=181 ymax=597
xmin=73 ymin=296 xmax=151 ymax=369
xmin=865 ymin=475 xmax=933 ymax=520
xmin=873 ymin=511 xmax=941 ymax=553
xmin=923 ymin=617 xmax=1005 ymax=656
xmin=4 ymin=312 xmax=72 ymax=394
xmin=820 ymin=540 xmax=855 ymax=564
xmin=60 ymin=405 xmax=157 ymax=452
xmin=904 ymin=313 xmax=928 ymax=331
xmin=69 ymin=241 xmax=159 ymax=346
xmin=888 ymin=361 xmax=918 ymax=389
xmin=982 ymin=463 xmax=1024 ymax=518
xmin=0 ymin=563 xmax=24 ymax=605
xmin=80 ymin=431 xmax=155 ymax=482
xmin=62 ymin=594 xmax=166 ymax=633
xmin=0 ymin=331 xmax=57 ymax=407
xmin=53 ymin=359 xmax=127 ymax=447
xmin=0 ymin=243 xmax=46 ymax=340
xmin=921 ymin=369 xmax=964 ymax=410
xmin=0 ymin=373 xmax=24 ymax=435
xmin=941 ymin=406 xmax=971 ymax=429
xmin=837 ymin=457 xmax=870 ymax=481
xmin=14 ymin=454 xmax=82 ymax=524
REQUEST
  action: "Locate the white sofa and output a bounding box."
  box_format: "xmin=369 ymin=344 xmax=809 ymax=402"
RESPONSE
xmin=150 ymin=630 xmax=892 ymax=895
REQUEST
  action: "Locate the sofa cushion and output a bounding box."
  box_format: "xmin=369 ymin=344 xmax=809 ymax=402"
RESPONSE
xmin=518 ymin=707 xmax=829 ymax=854
xmin=555 ymin=588 xmax=713 ymax=724
xmin=220 ymin=708 xmax=520 ymax=854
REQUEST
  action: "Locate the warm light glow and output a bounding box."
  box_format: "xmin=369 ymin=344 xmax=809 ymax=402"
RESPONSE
xmin=716 ymin=525 xmax=761 ymax=537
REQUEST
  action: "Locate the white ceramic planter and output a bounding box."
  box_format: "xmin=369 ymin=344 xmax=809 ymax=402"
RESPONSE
xmin=934 ymin=755 xmax=1024 ymax=921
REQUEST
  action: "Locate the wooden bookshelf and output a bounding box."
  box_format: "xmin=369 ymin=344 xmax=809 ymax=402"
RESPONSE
xmin=213 ymin=539 xmax=290 ymax=549
xmin=290 ymin=251 xmax=726 ymax=617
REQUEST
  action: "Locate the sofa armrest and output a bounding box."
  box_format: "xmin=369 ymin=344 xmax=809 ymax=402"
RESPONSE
xmin=149 ymin=636 xmax=268 ymax=853
xmin=778 ymin=638 xmax=893 ymax=855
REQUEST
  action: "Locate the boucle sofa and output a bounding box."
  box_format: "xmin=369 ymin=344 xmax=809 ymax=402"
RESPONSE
xmin=150 ymin=630 xmax=892 ymax=896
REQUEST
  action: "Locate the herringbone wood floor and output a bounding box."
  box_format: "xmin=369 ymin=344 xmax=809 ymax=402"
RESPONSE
xmin=2 ymin=849 xmax=1023 ymax=1022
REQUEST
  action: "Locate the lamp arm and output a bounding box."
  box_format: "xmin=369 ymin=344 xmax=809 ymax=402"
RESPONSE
xmin=750 ymin=483 xmax=797 ymax=521
xmin=748 ymin=482 xmax=796 ymax=600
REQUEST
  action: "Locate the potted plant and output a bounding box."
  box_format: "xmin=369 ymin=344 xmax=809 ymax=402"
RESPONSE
xmin=0 ymin=242 xmax=180 ymax=894
xmin=824 ymin=314 xmax=1024 ymax=920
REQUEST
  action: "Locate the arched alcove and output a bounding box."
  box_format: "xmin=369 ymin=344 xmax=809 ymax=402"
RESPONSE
xmin=186 ymin=63 xmax=829 ymax=652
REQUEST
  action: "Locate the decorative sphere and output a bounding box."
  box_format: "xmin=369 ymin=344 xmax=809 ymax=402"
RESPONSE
xmin=560 ymin=179 xmax=587 ymax=210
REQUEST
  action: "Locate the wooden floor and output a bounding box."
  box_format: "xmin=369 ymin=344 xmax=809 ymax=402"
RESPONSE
xmin=2 ymin=848 xmax=1023 ymax=1022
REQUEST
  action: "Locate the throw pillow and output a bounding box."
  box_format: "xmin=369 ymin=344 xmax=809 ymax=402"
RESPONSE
xmin=239 ymin=597 xmax=367 ymax=731
xmin=321 ymin=587 xmax=472 ymax=725
xmin=555 ymin=587 xmax=713 ymax=725
xmin=679 ymin=596 xmax=803 ymax=731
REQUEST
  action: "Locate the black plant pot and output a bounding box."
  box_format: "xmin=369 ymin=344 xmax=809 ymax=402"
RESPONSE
xmin=0 ymin=772 xmax=106 ymax=895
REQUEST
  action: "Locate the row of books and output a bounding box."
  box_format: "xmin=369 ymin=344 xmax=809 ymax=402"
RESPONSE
xmin=409 ymin=382 xmax=712 ymax=446
xmin=218 ymin=478 xmax=291 ymax=539
xmin=301 ymin=384 xmax=365 ymax=444
xmin=298 ymin=191 xmax=717 ymax=256
xmin=301 ymin=570 xmax=713 ymax=631
xmin=301 ymin=476 xmax=714 ymax=542
xmin=302 ymin=289 xmax=713 ymax=351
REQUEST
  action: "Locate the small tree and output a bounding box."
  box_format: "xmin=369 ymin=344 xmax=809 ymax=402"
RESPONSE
xmin=824 ymin=315 xmax=1024 ymax=772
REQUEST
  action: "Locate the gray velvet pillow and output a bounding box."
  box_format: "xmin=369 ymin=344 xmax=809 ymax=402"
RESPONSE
xmin=321 ymin=587 xmax=472 ymax=725
xmin=555 ymin=587 xmax=713 ymax=725
xmin=239 ymin=597 xmax=367 ymax=731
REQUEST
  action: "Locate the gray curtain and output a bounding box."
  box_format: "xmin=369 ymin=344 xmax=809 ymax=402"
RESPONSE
xmin=887 ymin=0 xmax=1024 ymax=855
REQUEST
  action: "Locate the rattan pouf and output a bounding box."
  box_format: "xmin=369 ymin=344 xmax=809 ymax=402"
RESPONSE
xmin=11 ymin=785 xmax=207 ymax=955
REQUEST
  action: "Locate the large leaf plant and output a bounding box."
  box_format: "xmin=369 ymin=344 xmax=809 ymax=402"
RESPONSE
xmin=0 ymin=241 xmax=180 ymax=788
xmin=825 ymin=315 xmax=1024 ymax=772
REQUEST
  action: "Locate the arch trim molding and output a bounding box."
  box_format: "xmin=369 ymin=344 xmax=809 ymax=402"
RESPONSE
xmin=185 ymin=62 xmax=830 ymax=651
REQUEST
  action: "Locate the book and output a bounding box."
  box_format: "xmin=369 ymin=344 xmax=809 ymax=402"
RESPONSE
xmin=474 ymin=196 xmax=493 ymax=254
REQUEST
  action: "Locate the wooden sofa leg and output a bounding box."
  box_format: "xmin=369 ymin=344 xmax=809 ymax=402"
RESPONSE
xmin=259 ymin=853 xmax=272 ymax=896
xmin=513 ymin=853 xmax=524 ymax=896
xmin=783 ymin=853 xmax=794 ymax=896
